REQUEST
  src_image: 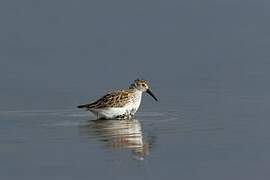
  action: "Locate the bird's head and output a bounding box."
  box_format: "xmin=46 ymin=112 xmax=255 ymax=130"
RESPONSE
xmin=131 ymin=79 xmax=158 ymax=101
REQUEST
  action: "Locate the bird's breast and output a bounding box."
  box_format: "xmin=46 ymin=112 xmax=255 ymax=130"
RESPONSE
xmin=128 ymin=91 xmax=142 ymax=112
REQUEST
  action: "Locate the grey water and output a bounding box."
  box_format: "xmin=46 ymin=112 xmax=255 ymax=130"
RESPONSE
xmin=1 ymin=0 xmax=270 ymax=179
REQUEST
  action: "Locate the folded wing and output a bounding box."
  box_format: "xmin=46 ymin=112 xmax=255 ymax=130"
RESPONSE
xmin=77 ymin=90 xmax=131 ymax=109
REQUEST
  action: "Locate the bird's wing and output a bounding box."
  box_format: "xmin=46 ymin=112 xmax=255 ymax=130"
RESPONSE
xmin=78 ymin=90 xmax=132 ymax=109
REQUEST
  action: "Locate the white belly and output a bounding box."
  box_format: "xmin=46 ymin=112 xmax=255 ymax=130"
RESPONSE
xmin=94 ymin=107 xmax=129 ymax=119
xmin=91 ymin=105 xmax=137 ymax=119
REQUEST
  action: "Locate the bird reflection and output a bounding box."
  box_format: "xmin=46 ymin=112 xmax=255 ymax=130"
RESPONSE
xmin=80 ymin=119 xmax=152 ymax=160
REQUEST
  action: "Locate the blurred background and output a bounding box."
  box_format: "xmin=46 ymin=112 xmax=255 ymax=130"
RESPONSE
xmin=0 ymin=0 xmax=269 ymax=110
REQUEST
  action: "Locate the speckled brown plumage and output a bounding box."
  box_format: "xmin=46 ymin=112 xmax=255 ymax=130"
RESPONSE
xmin=78 ymin=89 xmax=135 ymax=109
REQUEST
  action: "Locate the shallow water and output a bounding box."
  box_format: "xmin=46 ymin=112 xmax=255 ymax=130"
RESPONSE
xmin=1 ymin=90 xmax=270 ymax=180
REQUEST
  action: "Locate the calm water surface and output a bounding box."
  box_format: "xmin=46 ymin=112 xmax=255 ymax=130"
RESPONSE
xmin=1 ymin=87 xmax=270 ymax=180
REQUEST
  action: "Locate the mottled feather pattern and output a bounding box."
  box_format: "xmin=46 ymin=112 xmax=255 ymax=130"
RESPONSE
xmin=80 ymin=89 xmax=135 ymax=109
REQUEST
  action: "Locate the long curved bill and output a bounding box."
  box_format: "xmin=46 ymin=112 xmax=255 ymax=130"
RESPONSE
xmin=146 ymin=89 xmax=158 ymax=101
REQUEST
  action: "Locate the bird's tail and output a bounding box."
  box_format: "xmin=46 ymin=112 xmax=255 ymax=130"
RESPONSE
xmin=77 ymin=104 xmax=88 ymax=109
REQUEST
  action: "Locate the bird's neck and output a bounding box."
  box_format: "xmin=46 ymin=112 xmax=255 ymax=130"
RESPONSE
xmin=128 ymin=85 xmax=142 ymax=98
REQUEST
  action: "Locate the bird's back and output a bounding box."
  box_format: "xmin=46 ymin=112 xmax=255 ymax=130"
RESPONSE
xmin=77 ymin=89 xmax=135 ymax=109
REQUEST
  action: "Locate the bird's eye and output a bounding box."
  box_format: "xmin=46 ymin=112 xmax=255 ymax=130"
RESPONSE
xmin=142 ymin=84 xmax=146 ymax=87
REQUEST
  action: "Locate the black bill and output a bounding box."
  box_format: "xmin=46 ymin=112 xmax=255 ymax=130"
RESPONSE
xmin=146 ymin=89 xmax=158 ymax=101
